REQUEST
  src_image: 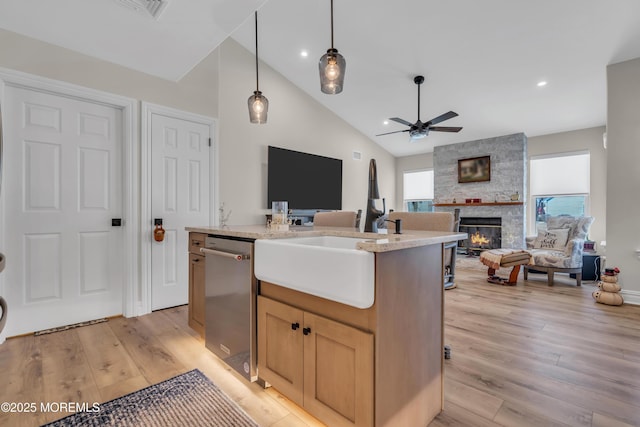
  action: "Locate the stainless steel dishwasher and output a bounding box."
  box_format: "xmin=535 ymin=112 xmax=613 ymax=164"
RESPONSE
xmin=201 ymin=235 xmax=257 ymax=381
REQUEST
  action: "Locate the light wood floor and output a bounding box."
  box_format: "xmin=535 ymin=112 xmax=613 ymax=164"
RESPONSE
xmin=1 ymin=265 xmax=639 ymax=427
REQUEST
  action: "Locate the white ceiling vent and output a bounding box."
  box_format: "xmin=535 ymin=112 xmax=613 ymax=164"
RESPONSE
xmin=114 ymin=0 xmax=167 ymax=20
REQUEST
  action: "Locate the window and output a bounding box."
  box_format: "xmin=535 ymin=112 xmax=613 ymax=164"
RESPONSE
xmin=530 ymin=152 xmax=590 ymax=232
xmin=403 ymin=169 xmax=434 ymax=212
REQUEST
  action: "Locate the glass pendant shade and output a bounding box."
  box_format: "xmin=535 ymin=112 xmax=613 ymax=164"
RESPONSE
xmin=248 ymin=90 xmax=268 ymax=124
xmin=319 ymin=48 xmax=346 ymax=94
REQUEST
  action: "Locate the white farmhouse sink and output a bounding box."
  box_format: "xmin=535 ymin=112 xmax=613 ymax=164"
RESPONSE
xmin=254 ymin=236 xmax=375 ymax=309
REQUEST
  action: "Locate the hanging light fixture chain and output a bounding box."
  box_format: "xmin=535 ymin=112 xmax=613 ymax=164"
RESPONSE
xmin=330 ymin=0 xmax=334 ymax=49
xmin=255 ymin=11 xmax=259 ymax=92
xmin=248 ymin=9 xmax=268 ymax=123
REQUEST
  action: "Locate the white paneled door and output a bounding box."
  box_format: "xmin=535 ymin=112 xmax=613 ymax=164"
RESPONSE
xmin=150 ymin=111 xmax=211 ymax=311
xmin=2 ymin=85 xmax=124 ymax=337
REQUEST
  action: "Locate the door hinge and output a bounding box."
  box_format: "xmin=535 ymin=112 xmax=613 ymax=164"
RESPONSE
xmin=208 ymin=137 xmax=211 ymax=147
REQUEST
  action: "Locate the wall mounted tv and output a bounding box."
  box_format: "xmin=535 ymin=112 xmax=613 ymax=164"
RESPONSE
xmin=267 ymin=146 xmax=342 ymax=210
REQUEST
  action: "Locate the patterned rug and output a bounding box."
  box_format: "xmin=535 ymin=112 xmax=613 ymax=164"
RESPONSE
xmin=43 ymin=369 xmax=259 ymax=427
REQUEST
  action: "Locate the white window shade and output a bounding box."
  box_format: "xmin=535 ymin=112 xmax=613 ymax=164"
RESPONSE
xmin=530 ymin=153 xmax=590 ymax=195
xmin=404 ymin=170 xmax=434 ymax=200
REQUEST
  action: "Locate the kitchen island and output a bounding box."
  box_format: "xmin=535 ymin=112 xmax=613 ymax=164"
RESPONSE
xmin=186 ymin=225 xmax=465 ymax=427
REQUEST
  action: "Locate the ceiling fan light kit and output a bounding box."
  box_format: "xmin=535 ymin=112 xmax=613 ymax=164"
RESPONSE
xmin=248 ymin=11 xmax=269 ymax=124
xmin=376 ymin=75 xmax=462 ymax=141
xmin=319 ymin=0 xmax=346 ymax=94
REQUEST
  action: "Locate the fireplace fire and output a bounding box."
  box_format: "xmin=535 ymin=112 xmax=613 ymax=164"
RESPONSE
xmin=459 ymin=217 xmax=502 ymax=254
xmin=470 ymin=231 xmax=491 ymax=246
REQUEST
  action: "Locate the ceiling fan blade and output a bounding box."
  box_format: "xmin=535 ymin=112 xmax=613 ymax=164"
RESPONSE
xmin=429 ymin=126 xmax=463 ymax=133
xmin=389 ymin=117 xmax=414 ymax=127
xmin=375 ymin=129 xmax=410 ymax=137
xmin=427 ymin=111 xmax=458 ymax=125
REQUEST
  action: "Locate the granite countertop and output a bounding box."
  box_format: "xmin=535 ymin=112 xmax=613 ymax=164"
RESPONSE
xmin=186 ymin=225 xmax=466 ymax=253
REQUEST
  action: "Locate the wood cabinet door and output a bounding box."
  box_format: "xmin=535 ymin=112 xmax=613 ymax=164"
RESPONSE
xmin=257 ymin=296 xmax=304 ymax=406
xmin=303 ymin=312 xmax=374 ymax=427
xmin=188 ymin=253 xmax=205 ymax=336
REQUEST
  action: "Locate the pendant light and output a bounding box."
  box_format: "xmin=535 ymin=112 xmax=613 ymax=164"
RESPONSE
xmin=248 ymin=11 xmax=268 ymax=123
xmin=319 ymin=0 xmax=346 ymax=94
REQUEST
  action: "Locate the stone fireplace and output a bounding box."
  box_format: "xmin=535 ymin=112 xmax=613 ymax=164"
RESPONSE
xmin=433 ymin=133 xmax=527 ymax=249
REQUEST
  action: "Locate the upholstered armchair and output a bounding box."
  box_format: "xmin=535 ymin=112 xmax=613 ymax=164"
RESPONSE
xmin=523 ymin=216 xmax=595 ymax=286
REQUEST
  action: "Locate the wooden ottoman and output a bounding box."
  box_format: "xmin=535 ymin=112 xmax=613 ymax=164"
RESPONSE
xmin=480 ymin=249 xmax=532 ymax=286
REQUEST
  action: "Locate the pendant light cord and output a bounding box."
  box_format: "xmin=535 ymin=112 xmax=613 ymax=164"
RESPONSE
xmin=255 ymin=11 xmax=259 ymax=92
xmin=330 ymin=0 xmax=334 ymax=49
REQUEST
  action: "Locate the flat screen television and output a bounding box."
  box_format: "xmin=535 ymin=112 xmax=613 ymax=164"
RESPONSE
xmin=267 ymin=146 xmax=342 ymax=210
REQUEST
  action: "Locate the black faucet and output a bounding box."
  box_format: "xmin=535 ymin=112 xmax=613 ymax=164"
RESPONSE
xmin=385 ymin=219 xmax=402 ymax=234
xmin=364 ymin=159 xmax=386 ymax=232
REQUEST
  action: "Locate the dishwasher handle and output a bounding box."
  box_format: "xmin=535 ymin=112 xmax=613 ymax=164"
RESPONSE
xmin=200 ymin=247 xmax=250 ymax=261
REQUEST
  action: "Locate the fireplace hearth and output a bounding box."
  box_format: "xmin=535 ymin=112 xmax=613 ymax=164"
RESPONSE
xmin=458 ymin=217 xmax=502 ymax=254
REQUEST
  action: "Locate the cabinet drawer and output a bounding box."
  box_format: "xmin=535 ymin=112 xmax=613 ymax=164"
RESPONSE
xmin=189 ymin=233 xmax=205 ymax=254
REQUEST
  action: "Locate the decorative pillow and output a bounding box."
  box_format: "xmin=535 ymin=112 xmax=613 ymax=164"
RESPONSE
xmin=533 ymin=229 xmax=570 ymax=250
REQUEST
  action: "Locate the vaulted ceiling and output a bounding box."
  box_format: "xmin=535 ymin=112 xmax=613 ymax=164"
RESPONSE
xmin=3 ymin=0 xmax=640 ymax=156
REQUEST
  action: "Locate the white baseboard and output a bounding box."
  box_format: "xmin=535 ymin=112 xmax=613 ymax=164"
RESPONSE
xmin=621 ymin=289 xmax=640 ymax=305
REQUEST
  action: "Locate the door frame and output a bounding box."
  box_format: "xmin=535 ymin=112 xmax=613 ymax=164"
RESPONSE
xmin=0 ymin=67 xmax=139 ymax=327
xmin=140 ymin=102 xmax=217 ymax=315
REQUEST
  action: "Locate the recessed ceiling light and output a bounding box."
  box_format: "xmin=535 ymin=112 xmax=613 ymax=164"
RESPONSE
xmin=537 ymin=81 xmax=547 ymax=87
xmin=300 ymin=50 xmax=309 ymax=58
xmin=383 ymin=120 xmax=389 ymax=125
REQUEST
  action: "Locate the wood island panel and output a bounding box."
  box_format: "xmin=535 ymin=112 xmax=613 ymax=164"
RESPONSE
xmin=374 ymin=244 xmax=444 ymax=427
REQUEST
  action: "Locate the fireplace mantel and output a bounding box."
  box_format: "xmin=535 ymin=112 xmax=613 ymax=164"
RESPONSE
xmin=433 ymin=202 xmax=523 ymax=207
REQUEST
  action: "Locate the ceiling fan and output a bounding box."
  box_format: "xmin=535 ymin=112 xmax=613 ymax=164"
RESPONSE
xmin=376 ymin=75 xmax=462 ymax=140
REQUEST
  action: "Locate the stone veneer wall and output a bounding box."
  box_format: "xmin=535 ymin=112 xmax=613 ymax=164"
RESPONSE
xmin=433 ymin=133 xmax=527 ymax=249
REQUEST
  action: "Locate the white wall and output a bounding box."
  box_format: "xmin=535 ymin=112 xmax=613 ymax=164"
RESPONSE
xmin=217 ymin=39 xmax=395 ymax=225
xmin=0 ymin=29 xmax=219 ymax=117
xmin=528 ymin=126 xmax=607 ymax=246
xmin=607 ymin=58 xmax=640 ymax=304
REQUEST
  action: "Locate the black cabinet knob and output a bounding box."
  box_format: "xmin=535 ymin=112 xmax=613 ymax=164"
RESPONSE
xmin=303 ymin=327 xmax=311 ymax=335
xmin=291 ymin=322 xmax=300 ymax=331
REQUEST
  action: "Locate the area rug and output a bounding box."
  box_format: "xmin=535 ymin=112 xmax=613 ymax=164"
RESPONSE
xmin=43 ymin=369 xmax=259 ymax=427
